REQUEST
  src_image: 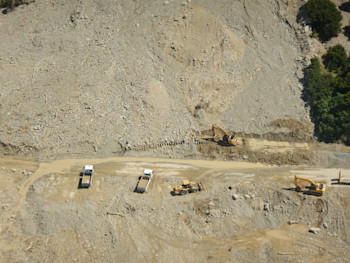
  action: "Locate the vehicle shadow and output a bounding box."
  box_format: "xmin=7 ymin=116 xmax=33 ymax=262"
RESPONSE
xmin=77 ymin=172 xmax=83 ymax=189
xmin=133 ymin=176 xmax=143 ymax=193
xmin=282 ymin=187 xmax=322 ymax=196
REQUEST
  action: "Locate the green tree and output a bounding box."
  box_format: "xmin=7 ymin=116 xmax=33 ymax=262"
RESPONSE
xmin=322 ymin=45 xmax=348 ymax=73
xmin=0 ymin=0 xmax=14 ymax=9
xmin=306 ymin=0 xmax=343 ymax=41
xmin=0 ymin=0 xmax=30 ymax=10
xmin=305 ymin=58 xmax=350 ymax=144
xmin=305 ymin=58 xmax=334 ymax=105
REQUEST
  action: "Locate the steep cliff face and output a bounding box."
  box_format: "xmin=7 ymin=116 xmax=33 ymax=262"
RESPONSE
xmin=0 ymin=0 xmax=323 ymax=160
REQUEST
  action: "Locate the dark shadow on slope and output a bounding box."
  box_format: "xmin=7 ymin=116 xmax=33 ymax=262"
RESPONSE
xmin=344 ymin=26 xmax=350 ymax=40
xmin=339 ymin=2 xmax=350 ymax=12
xmin=297 ymin=3 xmax=309 ymax=24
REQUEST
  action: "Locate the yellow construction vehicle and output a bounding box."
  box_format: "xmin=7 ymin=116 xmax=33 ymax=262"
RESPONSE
xmin=212 ymin=125 xmax=237 ymax=146
xmin=294 ymin=175 xmax=326 ymax=196
xmin=172 ymin=180 xmax=203 ymax=196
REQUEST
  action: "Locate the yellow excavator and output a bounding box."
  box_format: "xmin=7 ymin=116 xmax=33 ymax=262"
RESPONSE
xmin=294 ymin=175 xmax=326 ymax=196
xmin=212 ymin=125 xmax=238 ymax=146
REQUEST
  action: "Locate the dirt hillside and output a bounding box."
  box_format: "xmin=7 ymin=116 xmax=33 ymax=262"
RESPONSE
xmin=1 ymin=1 xmax=350 ymax=262
xmin=0 ymin=0 xmax=322 ymax=161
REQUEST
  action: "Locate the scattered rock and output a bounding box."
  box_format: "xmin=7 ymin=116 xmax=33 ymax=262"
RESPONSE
xmin=288 ymin=220 xmax=299 ymax=225
xmin=11 ymin=168 xmax=16 ymax=172
xmin=323 ymin=222 xmax=328 ymax=229
xmin=264 ymin=203 xmax=270 ymax=211
xmin=232 ymin=194 xmax=239 ymax=200
xmin=278 ymin=252 xmax=294 ymax=255
xmin=244 ymin=194 xmax=250 ymax=199
xmin=210 ymin=209 xmax=220 ymax=218
xmin=309 ymin=227 xmax=321 ymax=234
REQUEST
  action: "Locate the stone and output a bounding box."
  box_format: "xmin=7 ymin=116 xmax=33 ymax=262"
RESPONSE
xmin=210 ymin=209 xmax=220 ymax=218
xmin=309 ymin=227 xmax=321 ymax=234
xmin=232 ymin=194 xmax=239 ymax=200
xmin=264 ymin=203 xmax=270 ymax=211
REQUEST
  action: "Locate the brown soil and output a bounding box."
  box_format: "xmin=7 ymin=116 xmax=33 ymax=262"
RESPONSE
xmin=1 ymin=0 xmax=350 ymax=262
xmin=0 ymin=157 xmax=349 ymax=262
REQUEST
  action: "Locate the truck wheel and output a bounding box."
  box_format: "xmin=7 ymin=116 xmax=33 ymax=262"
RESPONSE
xmin=180 ymin=190 xmax=187 ymax=196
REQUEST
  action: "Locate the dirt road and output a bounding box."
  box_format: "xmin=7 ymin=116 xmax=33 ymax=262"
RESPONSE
xmin=1 ymin=156 xmax=349 ymax=262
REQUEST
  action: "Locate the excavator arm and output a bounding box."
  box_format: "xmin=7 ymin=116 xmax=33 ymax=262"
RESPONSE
xmin=294 ymin=175 xmax=316 ymax=187
xmin=212 ymin=125 xmax=228 ymax=138
xmin=212 ymin=125 xmax=237 ymax=145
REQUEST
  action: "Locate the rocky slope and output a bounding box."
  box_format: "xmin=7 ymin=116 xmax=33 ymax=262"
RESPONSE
xmin=0 ymin=0 xmax=323 ymax=161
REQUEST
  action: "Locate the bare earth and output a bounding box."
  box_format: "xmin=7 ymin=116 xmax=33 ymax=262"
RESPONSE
xmin=1 ymin=0 xmax=350 ymax=262
xmin=0 ymin=157 xmax=350 ymax=262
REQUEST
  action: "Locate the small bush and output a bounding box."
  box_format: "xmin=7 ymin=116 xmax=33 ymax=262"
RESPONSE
xmin=305 ymin=57 xmax=350 ymax=144
xmin=0 ymin=0 xmax=30 ymax=10
xmin=306 ymin=0 xmax=343 ymax=41
xmin=0 ymin=0 xmax=14 ymax=9
xmin=305 ymin=58 xmax=334 ymax=105
xmin=322 ymin=44 xmax=348 ymax=73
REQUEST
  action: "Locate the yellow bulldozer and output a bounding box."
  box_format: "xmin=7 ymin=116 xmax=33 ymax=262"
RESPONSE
xmin=294 ymin=175 xmax=326 ymax=196
xmin=212 ymin=125 xmax=237 ymax=146
xmin=171 ymin=180 xmax=203 ymax=196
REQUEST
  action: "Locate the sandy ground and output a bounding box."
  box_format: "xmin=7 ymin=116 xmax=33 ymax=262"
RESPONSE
xmin=1 ymin=156 xmax=349 ymax=262
xmin=0 ymin=1 xmax=350 ymax=262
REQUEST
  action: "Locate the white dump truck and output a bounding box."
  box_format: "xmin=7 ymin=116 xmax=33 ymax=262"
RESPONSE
xmin=135 ymin=169 xmax=153 ymax=193
xmin=80 ymin=165 xmax=94 ymax=188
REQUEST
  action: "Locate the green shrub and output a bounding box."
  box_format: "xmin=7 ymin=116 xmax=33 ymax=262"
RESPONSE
xmin=306 ymin=0 xmax=343 ymax=41
xmin=0 ymin=0 xmax=30 ymax=10
xmin=322 ymin=45 xmax=348 ymax=73
xmin=305 ymin=58 xmax=334 ymax=105
xmin=0 ymin=0 xmax=14 ymax=9
xmin=305 ymin=57 xmax=350 ymax=144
